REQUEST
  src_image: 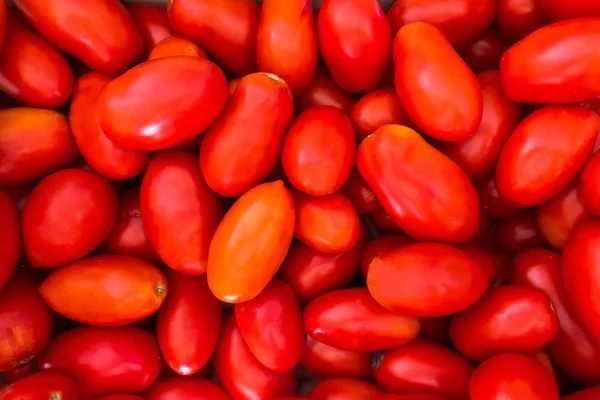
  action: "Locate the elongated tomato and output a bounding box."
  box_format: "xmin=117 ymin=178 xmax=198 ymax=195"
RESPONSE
xmin=143 ymin=377 xmax=229 ymax=400
xmin=301 ymin=335 xmax=372 ymax=380
xmin=127 ymin=4 xmax=174 ymax=55
xmin=147 ymin=36 xmax=206 ymax=60
xmin=357 ymin=124 xmax=480 ymax=243
xmin=538 ymin=0 xmax=600 ymax=20
xmin=0 ymin=372 xmax=78 ymax=400
xmin=0 ymin=192 xmax=19 ymax=291
xmin=207 ymin=181 xmax=295 ymax=303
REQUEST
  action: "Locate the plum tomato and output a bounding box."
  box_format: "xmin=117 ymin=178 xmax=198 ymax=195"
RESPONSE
xmin=127 ymin=3 xmax=174 ymax=55
xmin=147 ymin=36 xmax=207 ymax=61
xmin=497 ymin=0 xmax=549 ymax=43
xmin=0 ymin=372 xmax=78 ymax=400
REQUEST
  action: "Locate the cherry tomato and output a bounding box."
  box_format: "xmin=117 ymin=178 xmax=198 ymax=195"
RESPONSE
xmin=127 ymin=4 xmax=174 ymax=55
xmin=476 ymin=176 xmax=519 ymax=219
xmin=148 ymin=36 xmax=207 ymax=61
xmin=497 ymin=0 xmax=549 ymax=43
xmin=459 ymin=28 xmax=510 ymax=74
xmin=350 ymin=88 xmax=411 ymax=141
xmin=97 ymin=56 xmax=228 ymax=151
xmin=143 ymin=377 xmax=229 ymax=400
xmin=0 ymin=108 xmax=78 ymax=187
xmin=2 ymin=357 xmax=39 ymax=385
xmin=300 ymin=335 xmax=372 ymax=380
xmin=367 ymin=243 xmax=488 ymax=317
xmin=141 ymin=151 xmax=223 ymax=275
xmin=500 ymin=19 xmax=600 ymax=103
xmin=214 ymin=314 xmax=298 ymax=400
xmin=14 ymin=0 xmax=143 ymax=76
xmin=168 ymin=0 xmax=259 ymax=77
xmin=580 ymin=151 xmax=600 ymax=216
xmin=563 ymin=387 xmax=600 ymax=400
xmin=207 ymin=181 xmax=295 ymax=303
xmin=0 ymin=372 xmax=78 ymax=400
xmin=373 ymin=338 xmax=473 ymax=400
xmin=0 ymin=192 xmax=19 ymax=290
xmin=295 ymin=66 xmax=357 ymax=114
xmin=360 ymin=235 xmax=416 ymax=277
xmin=309 ymin=378 xmax=382 ymax=400
xmin=469 ymin=353 xmax=559 ymax=400
xmin=538 ymin=0 xmax=600 ymax=20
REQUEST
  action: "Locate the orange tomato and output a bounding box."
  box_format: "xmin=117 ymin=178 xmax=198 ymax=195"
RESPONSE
xmin=147 ymin=36 xmax=207 ymax=61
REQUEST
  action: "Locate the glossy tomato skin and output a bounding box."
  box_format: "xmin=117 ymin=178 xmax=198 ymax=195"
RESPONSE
xmin=500 ymin=19 xmax=600 ymax=103
xmin=127 ymin=4 xmax=174 ymax=55
xmin=0 ymin=192 xmax=19 ymax=290
xmin=207 ymin=181 xmax=295 ymax=303
xmin=214 ymin=314 xmax=298 ymax=400
xmin=300 ymin=335 xmax=372 ymax=380
xmin=367 ymin=243 xmax=488 ymax=317
xmin=563 ymin=387 xmax=600 ymax=400
xmin=98 ymin=56 xmax=228 ymax=151
xmin=373 ymin=338 xmax=473 ymax=400
xmin=394 ymin=22 xmax=482 ymax=142
xmin=476 ymin=176 xmax=519 ymax=219
xmin=147 ymin=36 xmax=207 ymax=61
xmin=580 ymin=151 xmax=600 ymax=216
xmin=295 ymin=66 xmax=357 ymax=114
xmin=538 ymin=0 xmax=600 ymax=20
xmin=0 ymin=372 xmax=78 ymax=400
xmin=0 ymin=108 xmax=78 ymax=187
xmin=143 ymin=377 xmax=229 ymax=400
xmin=309 ymin=378 xmax=382 ymax=400
xmin=168 ymin=0 xmax=259 ymax=77
xmin=350 ymin=88 xmax=411 ymax=141
xmin=14 ymin=0 xmax=143 ymax=76
xmin=497 ymin=0 xmax=549 ymax=43
xmin=360 ymin=235 xmax=416 ymax=277
xmin=459 ymin=28 xmax=509 ymax=74
xmin=341 ymin=169 xmax=380 ymax=214
xmin=282 ymin=106 xmax=355 ymax=196
xmin=469 ymin=353 xmax=559 ymax=400
xmin=141 ymin=151 xmax=223 ymax=275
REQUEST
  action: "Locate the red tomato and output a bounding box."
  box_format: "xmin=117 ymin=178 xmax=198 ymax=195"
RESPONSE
xmin=0 ymin=192 xmax=19 ymax=290
xmin=500 ymin=19 xmax=600 ymax=103
xmin=394 ymin=22 xmax=482 ymax=142
xmin=97 ymin=56 xmax=228 ymax=151
xmin=14 ymin=0 xmax=143 ymax=76
xmin=22 ymin=169 xmax=117 ymax=268
xmin=373 ymin=338 xmax=473 ymax=400
xmin=459 ymin=28 xmax=510 ymax=74
xmin=127 ymin=4 xmax=174 ymax=55
xmin=0 ymin=271 xmax=53 ymax=372
xmin=207 ymin=181 xmax=295 ymax=303
xmin=3 ymin=184 xmax=32 ymax=212
xmin=370 ymin=207 xmax=404 ymax=234
xmin=388 ymin=0 xmax=495 ymax=47
xmin=143 ymin=377 xmax=229 ymax=400
xmin=538 ymin=0 xmax=600 ymax=20
xmin=300 ymin=335 xmax=372 ymax=380
xmin=2 ymin=357 xmax=39 ymax=385
xmin=0 ymin=0 xmax=4 ymax=52
xmin=228 ymin=78 xmax=240 ymax=96
xmin=437 ymin=70 xmax=522 ymax=181
xmin=469 ymin=353 xmax=559 ymax=400
xmin=476 ymin=176 xmax=519 ymax=219
xmin=350 ymin=88 xmax=411 ymax=141
xmin=309 ymin=378 xmax=382 ymax=399
xmin=494 ymin=209 xmax=548 ymax=254
xmin=367 ymin=243 xmax=488 ymax=317
xmin=341 ymin=169 xmax=380 ymax=214
xmin=419 ymin=317 xmax=452 ymax=345
xmin=257 ymin=0 xmax=318 ymax=95
xmin=378 ymin=396 xmax=448 ymax=400
xmin=360 ymin=235 xmax=416 ymax=277
xmin=461 ymin=245 xmax=503 ymax=285
xmin=200 ymin=72 xmax=293 ymax=197
xmin=580 ymin=151 xmax=600 ymax=216
xmin=282 ymin=106 xmax=355 ymax=196
xmin=295 ymin=66 xmax=357 ymax=114
xmin=168 ymin=0 xmax=259 ymax=77
xmin=497 ymin=0 xmax=549 ymax=43
xmin=100 ymin=396 xmax=143 ymax=400
xmin=70 ymin=73 xmax=149 ymax=180
xmin=0 ymin=372 xmax=78 ymax=400
xmin=214 ymin=314 xmax=298 ymax=400
xmin=563 ymin=387 xmax=600 ymax=400
xmin=510 ymin=249 xmax=600 ymax=385
xmin=0 ymin=108 xmax=78 ymax=187
xmin=147 ymin=36 xmax=207 ymax=61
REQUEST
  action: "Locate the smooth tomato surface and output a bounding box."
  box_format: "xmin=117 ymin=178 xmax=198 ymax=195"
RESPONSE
xmin=538 ymin=0 xmax=600 ymax=20
xmin=295 ymin=66 xmax=357 ymax=113
xmin=300 ymin=335 xmax=372 ymax=380
xmin=309 ymin=378 xmax=382 ymax=400
xmin=580 ymin=151 xmax=600 ymax=216
xmin=350 ymin=88 xmax=411 ymax=141
xmin=143 ymin=377 xmax=229 ymax=400
xmin=127 ymin=3 xmax=174 ymax=54
xmin=497 ymin=0 xmax=549 ymax=43
xmin=0 ymin=192 xmax=19 ymax=291
xmin=360 ymin=235 xmax=416 ymax=277
xmin=0 ymin=372 xmax=78 ymax=400
xmin=147 ymin=36 xmax=207 ymax=61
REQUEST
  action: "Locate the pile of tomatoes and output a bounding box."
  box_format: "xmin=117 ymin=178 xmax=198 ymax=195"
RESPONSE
xmin=2 ymin=0 xmax=600 ymax=399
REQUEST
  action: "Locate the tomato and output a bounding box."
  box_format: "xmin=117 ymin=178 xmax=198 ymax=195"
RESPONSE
xmin=437 ymin=70 xmax=522 ymax=181
xmin=0 ymin=192 xmax=19 ymax=290
xmin=580 ymin=151 xmax=600 ymax=216
xmin=214 ymin=314 xmax=298 ymax=400
xmin=360 ymin=235 xmax=416 ymax=277
xmin=500 ymin=19 xmax=600 ymax=103
xmin=378 ymin=396 xmax=448 ymax=400
xmin=14 ymin=0 xmax=142 ymax=76
xmin=309 ymin=379 xmax=382 ymax=399
xmin=510 ymin=249 xmax=600 ymax=385
xmin=0 ymin=372 xmax=78 ymax=400
xmin=467 ymin=214 xmax=497 ymax=252
xmin=207 ymin=181 xmax=295 ymax=303
xmin=141 ymin=151 xmax=223 ymax=276
xmin=257 ymin=0 xmax=318 ymax=95
xmin=370 ymin=207 xmax=404 ymax=234
xmin=388 ymin=0 xmax=495 ymax=47
xmin=0 ymin=271 xmax=53 ymax=372
xmin=97 ymin=57 xmax=227 ymax=151
xmin=373 ymin=338 xmax=473 ymax=400
xmin=341 ymin=169 xmax=379 ymax=214
xmin=100 ymin=396 xmax=144 ymax=400
xmin=494 ymin=210 xmax=548 ymax=254
xmin=0 ymin=108 xmax=78 ymax=187
xmin=419 ymin=317 xmax=452 ymax=345
xmin=0 ymin=0 xmax=4 ymax=52
xmin=350 ymin=88 xmax=411 ymax=141
xmin=563 ymin=387 xmax=600 ymax=400
xmin=538 ymin=0 xmax=600 ymax=20
xmin=497 ymin=0 xmax=549 ymax=43
xmin=143 ymin=377 xmax=229 ymax=400
xmin=469 ymin=353 xmax=559 ymax=400
xmin=148 ymin=36 xmax=207 ymax=61
xmin=2 ymin=357 xmax=39 ymax=384
xmin=394 ymin=23 xmax=482 ymax=142
xmin=461 ymin=245 xmax=503 ymax=285
xmin=168 ymin=0 xmax=259 ymax=77
xmin=0 ymin=11 xmax=73 ymax=108
xmin=300 ymin=335 xmax=372 ymax=380
xmin=476 ymin=176 xmax=519 ymax=219
xmin=228 ymin=78 xmax=240 ymax=96
xmin=295 ymin=66 xmax=357 ymax=114
xmin=127 ymin=4 xmax=174 ymax=55
xmin=367 ymin=243 xmax=487 ymax=317
xmin=459 ymin=28 xmax=509 ymax=74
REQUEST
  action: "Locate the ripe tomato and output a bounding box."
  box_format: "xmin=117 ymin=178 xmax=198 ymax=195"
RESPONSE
xmin=394 ymin=22 xmax=482 ymax=142
xmin=419 ymin=317 xmax=452 ymax=345
xmin=476 ymin=176 xmax=519 ymax=219
xmin=461 ymin=245 xmax=503 ymax=285
xmin=370 ymin=207 xmax=404 ymax=234
xmin=0 ymin=0 xmax=4 ymax=52
xmin=2 ymin=357 xmax=39 ymax=385
xmin=0 ymin=372 xmax=78 ymax=400
xmin=459 ymin=28 xmax=509 ymax=74
xmin=580 ymin=151 xmax=600 ymax=216
xmin=373 ymin=338 xmax=473 ymax=400
xmin=207 ymin=181 xmax=295 ymax=303
xmin=360 ymin=235 xmax=416 ymax=277
xmin=379 ymin=396 xmax=448 ymax=400
xmin=341 ymin=169 xmax=379 ymax=214
xmin=14 ymin=0 xmax=143 ymax=76
xmin=537 ymin=0 xmax=600 ymax=20
xmin=300 ymin=335 xmax=372 ymax=380
xmin=141 ymin=151 xmax=223 ymax=275
xmin=100 ymin=396 xmax=143 ymax=400
xmin=469 ymin=353 xmax=559 ymax=400
xmin=295 ymin=66 xmax=357 ymax=114
xmin=494 ymin=209 xmax=548 ymax=254
xmin=497 ymin=0 xmax=549 ymax=43
xmin=563 ymin=387 xmax=600 ymax=400
xmin=367 ymin=243 xmax=487 ymax=317
xmin=0 ymin=192 xmax=19 ymax=290
xmin=214 ymin=315 xmax=298 ymax=400
xmin=97 ymin=56 xmax=228 ymax=151
xmin=350 ymin=88 xmax=411 ymax=141
xmin=309 ymin=378 xmax=382 ymax=400
xmin=168 ymin=0 xmax=259 ymax=77
xmin=143 ymin=377 xmax=229 ymax=400
xmin=0 ymin=108 xmax=78 ymax=187
xmin=127 ymin=4 xmax=174 ymax=55
xmin=147 ymin=36 xmax=207 ymax=61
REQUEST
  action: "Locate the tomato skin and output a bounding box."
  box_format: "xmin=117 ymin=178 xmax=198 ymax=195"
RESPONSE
xmin=580 ymin=151 xmax=600 ymax=216
xmin=563 ymin=387 xmax=600 ymax=400
xmin=459 ymin=28 xmax=509 ymax=74
xmin=367 ymin=243 xmax=488 ymax=317
xmin=419 ymin=317 xmax=452 ymax=345
xmin=13 ymin=0 xmax=143 ymax=76
xmin=141 ymin=150 xmax=223 ymax=276
xmin=295 ymin=66 xmax=357 ymax=114
xmin=2 ymin=357 xmax=39 ymax=384
xmin=538 ymin=0 xmax=600 ymax=20
xmin=309 ymin=378 xmax=382 ymax=400
xmin=500 ymin=19 xmax=600 ymax=103
xmin=341 ymin=169 xmax=379 ymax=214
xmin=200 ymin=72 xmax=293 ymax=197
xmin=168 ymin=0 xmax=259 ymax=77
xmin=497 ymin=0 xmax=549 ymax=43
xmin=148 ymin=36 xmax=207 ymax=60
xmin=127 ymin=4 xmax=174 ymax=55
xmin=469 ymin=353 xmax=559 ymax=400
xmin=214 ymin=314 xmax=298 ymax=400
xmin=373 ymin=338 xmax=473 ymax=400
xmin=300 ymin=335 xmax=372 ymax=380
xmin=394 ymin=23 xmax=482 ymax=142
xmin=370 ymin=207 xmax=404 ymax=234
xmin=0 ymin=192 xmax=19 ymax=291
xmin=461 ymin=245 xmax=502 ymax=286
xmin=360 ymin=235 xmax=416 ymax=277
xmin=100 ymin=396 xmax=143 ymax=400
xmin=0 ymin=0 xmax=5 ymax=52
xmin=476 ymin=176 xmax=519 ymax=219
xmin=378 ymin=396 xmax=448 ymax=400
xmin=0 ymin=108 xmax=78 ymax=187
xmin=350 ymin=88 xmax=411 ymax=141
xmin=0 ymin=372 xmax=78 ymax=400
xmin=98 ymin=57 xmax=228 ymax=151
xmin=143 ymin=377 xmax=229 ymax=400
xmin=494 ymin=209 xmax=548 ymax=254
xmin=207 ymin=181 xmax=295 ymax=303
xmin=39 ymin=326 xmax=161 ymax=397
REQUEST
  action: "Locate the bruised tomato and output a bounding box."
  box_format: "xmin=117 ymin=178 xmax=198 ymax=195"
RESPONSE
xmin=147 ymin=36 xmax=207 ymax=61
xmin=360 ymin=235 xmax=416 ymax=277
xmin=350 ymin=88 xmax=411 ymax=141
xmin=143 ymin=377 xmax=229 ymax=400
xmin=0 ymin=192 xmax=19 ymax=291
xmin=295 ymin=66 xmax=357 ymax=114
xmin=300 ymin=335 xmax=372 ymax=380
xmin=127 ymin=3 xmax=174 ymax=54
xmin=459 ymin=28 xmax=509 ymax=74
xmin=341 ymin=169 xmax=380 ymax=214
xmin=0 ymin=372 xmax=78 ymax=400
xmin=497 ymin=0 xmax=549 ymax=43
xmin=309 ymin=378 xmax=382 ymax=400
xmin=580 ymin=151 xmax=600 ymax=217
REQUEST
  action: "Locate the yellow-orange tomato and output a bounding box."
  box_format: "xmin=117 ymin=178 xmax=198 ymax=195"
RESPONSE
xmin=147 ymin=36 xmax=207 ymax=61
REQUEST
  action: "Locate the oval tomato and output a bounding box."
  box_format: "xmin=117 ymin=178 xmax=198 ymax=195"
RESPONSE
xmin=300 ymin=335 xmax=372 ymax=380
xmin=360 ymin=235 xmax=416 ymax=278
xmin=538 ymin=0 xmax=600 ymax=20
xmin=127 ymin=4 xmax=174 ymax=55
xmin=0 ymin=192 xmax=19 ymax=290
xmin=0 ymin=108 xmax=78 ymax=187
xmin=0 ymin=372 xmax=78 ymax=400
xmin=367 ymin=243 xmax=488 ymax=317
xmin=580 ymin=151 xmax=600 ymax=216
xmin=341 ymin=169 xmax=380 ymax=214
xmin=141 ymin=150 xmax=223 ymax=275
xmin=350 ymin=88 xmax=411 ymax=141
xmin=296 ymin=66 xmax=357 ymax=114
xmin=14 ymin=0 xmax=143 ymax=76
xmin=563 ymin=387 xmax=600 ymax=400
xmin=459 ymin=28 xmax=509 ymax=74
xmin=476 ymin=176 xmax=519 ymax=219
xmin=147 ymin=36 xmax=207 ymax=61
xmin=394 ymin=22 xmax=482 ymax=142
xmin=143 ymin=377 xmax=229 ymax=400
xmin=497 ymin=0 xmax=549 ymax=43
xmin=207 ymin=181 xmax=295 ymax=303
xmin=357 ymin=125 xmax=480 ymax=243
